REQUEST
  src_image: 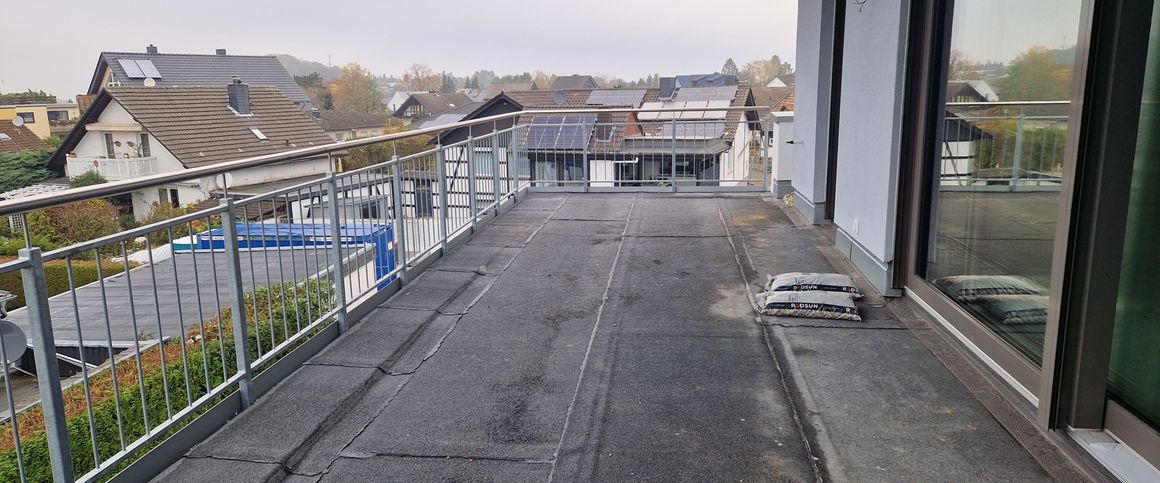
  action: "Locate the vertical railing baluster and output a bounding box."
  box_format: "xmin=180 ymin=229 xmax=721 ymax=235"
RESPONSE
xmin=436 ymin=142 xmax=449 ymax=254
xmin=670 ymin=116 xmax=678 ymax=192
xmin=390 ymin=157 xmax=408 ymax=285
xmin=220 ymin=200 xmax=254 ymax=407
xmin=1011 ymin=107 xmax=1025 ymax=191
xmin=467 ymin=135 xmax=478 ymax=232
xmin=491 ymin=129 xmax=503 ymax=214
xmin=325 ymin=172 xmax=349 ymax=333
xmin=19 ymin=247 xmax=74 ymax=483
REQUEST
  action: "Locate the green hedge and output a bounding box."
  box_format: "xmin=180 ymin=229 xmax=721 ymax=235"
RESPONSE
xmin=0 ymin=261 xmax=128 ymax=311
xmin=0 ymin=279 xmax=334 ymax=482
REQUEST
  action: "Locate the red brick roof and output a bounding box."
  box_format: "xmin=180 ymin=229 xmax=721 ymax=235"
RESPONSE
xmin=0 ymin=121 xmax=49 ymax=153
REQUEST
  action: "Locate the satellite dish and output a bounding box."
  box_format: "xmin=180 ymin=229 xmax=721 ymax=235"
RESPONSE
xmin=143 ymin=77 xmax=157 ymax=87
xmin=0 ymin=321 xmax=27 ymax=363
xmin=11 ymin=116 xmax=23 ymax=127
xmin=218 ymin=172 xmax=234 ymax=189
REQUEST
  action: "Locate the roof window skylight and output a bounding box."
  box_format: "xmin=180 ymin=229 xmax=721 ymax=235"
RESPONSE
xmin=0 ymin=133 xmax=11 ymax=141
xmin=250 ymin=127 xmax=268 ymax=140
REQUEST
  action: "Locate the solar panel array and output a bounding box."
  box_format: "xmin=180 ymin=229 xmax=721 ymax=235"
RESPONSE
xmin=117 ymin=59 xmax=163 ymax=79
xmin=660 ymin=121 xmax=727 ymax=139
xmin=526 ymin=115 xmax=598 ymax=150
xmin=672 ymin=86 xmax=737 ymax=102
xmin=637 ymin=100 xmax=730 ymax=121
xmin=586 ymin=90 xmax=647 ymax=106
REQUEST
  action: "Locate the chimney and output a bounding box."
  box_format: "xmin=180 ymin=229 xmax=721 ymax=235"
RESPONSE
xmin=660 ymin=77 xmax=676 ymax=100
xmin=146 ymin=44 xmax=158 ymax=54
xmin=227 ymin=77 xmax=251 ymax=115
xmin=215 ymin=48 xmax=227 ymax=56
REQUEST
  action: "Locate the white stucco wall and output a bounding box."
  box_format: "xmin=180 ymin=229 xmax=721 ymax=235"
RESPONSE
xmin=831 ymin=0 xmax=909 ymax=290
xmin=791 ymin=0 xmax=838 ymax=209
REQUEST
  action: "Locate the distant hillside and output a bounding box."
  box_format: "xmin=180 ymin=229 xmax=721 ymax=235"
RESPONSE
xmin=276 ymin=54 xmax=343 ymax=81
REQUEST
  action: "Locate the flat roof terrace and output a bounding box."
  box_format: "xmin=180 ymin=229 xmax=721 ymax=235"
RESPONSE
xmin=156 ymin=193 xmax=1057 ymax=482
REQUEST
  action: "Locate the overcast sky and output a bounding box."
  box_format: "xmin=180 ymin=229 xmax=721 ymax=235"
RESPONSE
xmin=0 ymin=0 xmax=798 ymax=100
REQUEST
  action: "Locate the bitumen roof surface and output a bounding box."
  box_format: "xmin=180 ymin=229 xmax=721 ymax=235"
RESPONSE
xmin=156 ymin=193 xmax=1056 ymax=482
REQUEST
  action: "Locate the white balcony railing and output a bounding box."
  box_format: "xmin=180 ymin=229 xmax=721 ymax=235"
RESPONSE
xmin=66 ymin=156 xmax=160 ymax=180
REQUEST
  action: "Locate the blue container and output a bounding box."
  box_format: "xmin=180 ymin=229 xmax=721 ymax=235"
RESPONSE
xmin=183 ymin=222 xmax=398 ymax=287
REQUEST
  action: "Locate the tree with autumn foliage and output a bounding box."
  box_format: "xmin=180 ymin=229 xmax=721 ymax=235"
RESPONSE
xmin=999 ymin=46 xmax=1073 ymax=101
xmin=330 ymin=63 xmax=383 ymax=114
xmin=341 ymin=118 xmax=435 ymax=171
xmin=739 ymin=55 xmax=794 ymax=84
xmin=402 ymin=63 xmax=441 ymax=92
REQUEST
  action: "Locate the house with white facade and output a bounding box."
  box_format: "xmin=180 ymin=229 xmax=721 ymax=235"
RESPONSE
xmin=50 ymin=80 xmax=336 ymax=218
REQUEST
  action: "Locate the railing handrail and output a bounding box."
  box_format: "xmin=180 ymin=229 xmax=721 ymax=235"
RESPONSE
xmin=946 ymin=100 xmax=1071 ymax=107
xmin=0 ymin=105 xmax=769 ymax=217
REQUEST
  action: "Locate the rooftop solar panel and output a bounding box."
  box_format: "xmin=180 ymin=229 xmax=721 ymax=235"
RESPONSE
xmin=586 ymin=89 xmax=647 ymax=106
xmin=660 ymin=121 xmax=726 ymax=139
xmin=703 ymin=100 xmax=731 ymax=119
xmin=118 ymin=59 xmax=146 ymax=79
xmin=525 ymin=115 xmax=596 ymax=150
xmin=136 ymin=60 xmax=162 ymax=79
xmin=673 ymin=86 xmax=737 ymax=102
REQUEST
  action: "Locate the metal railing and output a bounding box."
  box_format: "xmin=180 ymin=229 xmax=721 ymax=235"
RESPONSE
xmin=940 ymin=101 xmax=1069 ymax=191
xmin=0 ymin=105 xmax=765 ymax=482
xmin=65 ymin=157 xmax=160 ymax=180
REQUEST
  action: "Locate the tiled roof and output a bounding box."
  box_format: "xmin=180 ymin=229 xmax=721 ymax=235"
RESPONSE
xmin=776 ymin=92 xmax=794 ymax=111
xmin=93 ymin=52 xmax=310 ymax=106
xmin=317 ymin=110 xmax=386 ymax=132
xmin=0 ymin=121 xmax=49 ymax=153
xmin=750 ymin=86 xmax=793 ymax=110
xmin=416 ymin=102 xmax=484 ymax=129
xmin=106 ymin=86 xmax=334 ymax=168
xmin=395 ymin=92 xmax=475 ymax=118
xmin=480 ymin=82 xmax=536 ymax=100
xmin=506 ymin=90 xmax=593 ymax=108
xmin=549 ymin=75 xmax=599 ymax=90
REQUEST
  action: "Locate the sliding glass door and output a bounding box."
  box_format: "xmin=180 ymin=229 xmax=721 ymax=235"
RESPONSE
xmin=919 ymin=0 xmax=1086 ymax=375
xmin=1107 ymin=0 xmax=1160 ymax=446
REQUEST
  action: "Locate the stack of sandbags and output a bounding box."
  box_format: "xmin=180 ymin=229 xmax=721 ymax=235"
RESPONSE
xmin=757 ymin=272 xmax=863 ymax=321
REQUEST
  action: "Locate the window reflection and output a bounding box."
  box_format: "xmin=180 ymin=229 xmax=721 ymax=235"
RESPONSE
xmin=925 ymin=0 xmax=1083 ymax=365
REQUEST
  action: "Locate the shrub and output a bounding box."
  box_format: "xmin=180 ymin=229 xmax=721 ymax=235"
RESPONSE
xmin=0 ymin=278 xmax=335 ymax=481
xmin=0 ymin=150 xmax=56 ymax=193
xmin=28 ymin=200 xmax=121 ymax=248
xmin=68 ymin=171 xmax=107 ymax=189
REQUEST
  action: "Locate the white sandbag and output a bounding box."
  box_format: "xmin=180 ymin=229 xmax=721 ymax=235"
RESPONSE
xmin=933 ymin=275 xmax=1044 ymax=302
xmin=758 ymin=291 xmax=861 ymax=321
xmin=765 ymin=272 xmax=862 ymax=299
xmin=971 ymin=294 xmax=1049 ymax=326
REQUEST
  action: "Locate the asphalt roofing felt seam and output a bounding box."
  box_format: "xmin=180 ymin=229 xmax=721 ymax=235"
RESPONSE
xmin=301 ymin=193 xmax=575 ymax=474
xmin=546 ymin=193 xmax=638 ymax=482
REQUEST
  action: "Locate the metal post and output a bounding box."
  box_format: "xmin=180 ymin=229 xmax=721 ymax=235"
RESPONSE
xmin=670 ymin=117 xmax=678 ymax=192
xmin=19 ymin=247 xmax=74 ymax=482
xmin=436 ymin=144 xmax=449 ymax=253
xmin=582 ymin=124 xmax=590 ymax=193
xmin=1011 ymin=107 xmax=1025 ymax=191
xmin=466 ymin=135 xmax=478 ymax=232
xmin=491 ymin=130 xmax=503 ymax=214
xmin=219 ymin=200 xmax=254 ymax=408
xmin=324 ymin=173 xmax=349 ymax=333
xmin=390 ymin=157 xmax=408 ymax=285
xmin=19 ymin=213 xmax=31 ymax=248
